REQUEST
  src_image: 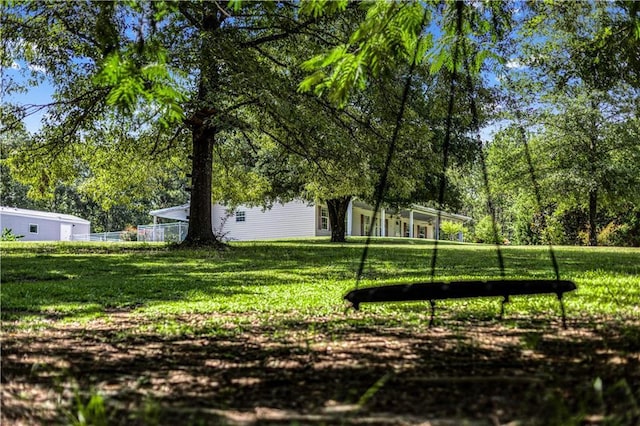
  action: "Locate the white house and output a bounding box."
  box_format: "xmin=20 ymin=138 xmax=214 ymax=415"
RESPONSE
xmin=145 ymin=200 xmax=470 ymax=242
xmin=0 ymin=206 xmax=91 ymax=241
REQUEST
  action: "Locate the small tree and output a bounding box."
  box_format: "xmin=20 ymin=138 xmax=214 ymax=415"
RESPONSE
xmin=440 ymin=220 xmax=464 ymax=241
xmin=473 ymin=216 xmax=503 ymax=244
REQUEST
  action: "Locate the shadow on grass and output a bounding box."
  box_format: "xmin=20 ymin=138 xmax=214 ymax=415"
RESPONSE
xmin=2 ymin=242 xmax=639 ymax=323
xmin=2 ymin=315 xmax=639 ymax=425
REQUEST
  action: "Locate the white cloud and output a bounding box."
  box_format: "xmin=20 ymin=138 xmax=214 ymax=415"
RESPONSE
xmin=28 ymin=64 xmax=47 ymax=74
xmin=506 ymin=59 xmax=524 ymax=69
xmin=0 ymin=62 xmax=21 ymax=72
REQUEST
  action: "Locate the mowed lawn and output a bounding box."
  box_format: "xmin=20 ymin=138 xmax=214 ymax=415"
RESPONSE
xmin=2 ymin=239 xmax=639 ymax=425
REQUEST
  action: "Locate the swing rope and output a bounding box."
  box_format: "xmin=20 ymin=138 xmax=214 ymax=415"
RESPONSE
xmin=429 ymin=1 xmax=466 ymax=282
xmin=460 ymin=42 xmax=507 ymax=279
xmin=348 ymin=4 xmax=574 ymax=328
xmin=354 ymin=7 xmax=430 ymax=291
xmin=502 ymin=74 xmax=561 ymax=281
xmin=425 ymin=2 xmax=467 ymax=327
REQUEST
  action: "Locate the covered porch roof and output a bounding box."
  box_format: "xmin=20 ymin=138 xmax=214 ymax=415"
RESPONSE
xmin=352 ymin=200 xmax=472 ymax=223
xmin=149 ymin=204 xmax=190 ymax=222
xmin=407 ymin=204 xmax=472 ymax=222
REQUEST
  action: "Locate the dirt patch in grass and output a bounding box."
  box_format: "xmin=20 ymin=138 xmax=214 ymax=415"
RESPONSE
xmin=2 ymin=312 xmax=639 ymax=425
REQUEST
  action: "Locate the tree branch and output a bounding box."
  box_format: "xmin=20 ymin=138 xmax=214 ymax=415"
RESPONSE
xmin=0 ymin=88 xmax=111 ymax=134
xmin=178 ymin=3 xmax=202 ymax=29
xmin=241 ymin=17 xmax=317 ymax=48
xmin=250 ymin=45 xmax=289 ymax=68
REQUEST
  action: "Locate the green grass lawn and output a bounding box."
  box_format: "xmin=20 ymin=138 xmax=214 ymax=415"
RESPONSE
xmin=2 ymin=238 xmax=639 ymax=323
xmin=2 ymin=238 xmax=639 ymax=425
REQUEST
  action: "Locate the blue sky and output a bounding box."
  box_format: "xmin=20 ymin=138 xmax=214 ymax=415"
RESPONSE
xmin=3 ymin=64 xmax=55 ymax=133
xmin=2 ymin=1 xmax=513 ymax=139
xmin=5 ymin=61 xmax=503 ymax=140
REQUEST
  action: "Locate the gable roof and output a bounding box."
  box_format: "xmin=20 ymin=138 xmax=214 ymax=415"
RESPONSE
xmin=0 ymin=206 xmax=90 ymax=224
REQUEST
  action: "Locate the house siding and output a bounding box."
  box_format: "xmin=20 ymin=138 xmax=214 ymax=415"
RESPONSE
xmin=213 ymin=200 xmax=317 ymax=241
xmin=0 ymin=209 xmax=90 ymax=241
xmin=387 ymin=215 xmax=405 ymax=237
xmin=149 ymin=200 xmax=469 ymax=242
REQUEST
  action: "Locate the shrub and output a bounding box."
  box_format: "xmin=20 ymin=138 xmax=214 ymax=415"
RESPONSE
xmin=597 ymin=222 xmax=637 ymax=247
xmin=439 ymin=220 xmax=464 ymax=241
xmin=119 ymin=225 xmax=137 ymax=242
xmin=1 ymin=228 xmax=24 ymax=241
xmin=472 ymin=216 xmax=503 ymax=244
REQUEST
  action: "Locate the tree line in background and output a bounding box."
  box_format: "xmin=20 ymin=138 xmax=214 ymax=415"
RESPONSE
xmin=0 ymin=125 xmax=188 ymax=233
xmin=1 ymin=1 xmax=638 ymax=246
xmin=472 ymin=1 xmax=640 ymax=247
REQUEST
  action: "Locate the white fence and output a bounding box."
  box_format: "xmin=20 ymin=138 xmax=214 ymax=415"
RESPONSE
xmin=137 ymin=222 xmax=188 ymax=242
xmin=72 ymin=231 xmax=135 ymax=242
xmin=71 ymin=222 xmax=187 ymax=243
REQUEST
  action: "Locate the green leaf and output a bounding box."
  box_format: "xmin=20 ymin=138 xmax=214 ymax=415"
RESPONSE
xmin=227 ymin=0 xmax=243 ymax=12
xmin=301 ymin=54 xmax=326 ymax=71
xmin=299 ymin=0 xmax=328 ymax=18
xmin=298 ymin=71 xmax=327 ymax=93
xmin=321 ymin=45 xmax=348 ymax=68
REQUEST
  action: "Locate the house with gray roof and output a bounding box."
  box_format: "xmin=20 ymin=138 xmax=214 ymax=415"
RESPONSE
xmin=0 ymin=206 xmax=90 ymax=241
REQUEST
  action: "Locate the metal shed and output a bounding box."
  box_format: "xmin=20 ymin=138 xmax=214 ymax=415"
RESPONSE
xmin=0 ymin=206 xmax=90 ymax=241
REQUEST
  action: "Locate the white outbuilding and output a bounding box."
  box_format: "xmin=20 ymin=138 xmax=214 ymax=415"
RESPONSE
xmin=0 ymin=206 xmax=91 ymax=241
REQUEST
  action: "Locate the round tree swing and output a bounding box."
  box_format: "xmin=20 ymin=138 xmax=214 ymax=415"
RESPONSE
xmin=343 ymin=8 xmax=576 ymax=328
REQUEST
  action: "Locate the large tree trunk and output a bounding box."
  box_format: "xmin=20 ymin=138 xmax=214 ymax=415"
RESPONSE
xmin=182 ymin=71 xmax=220 ymax=247
xmin=181 ymin=6 xmax=224 ymax=248
xmin=326 ymin=196 xmax=351 ymax=243
xmin=588 ymin=189 xmax=598 ymax=246
xmin=587 ymin=108 xmax=598 ymax=247
xmin=183 ymin=124 xmax=221 ymax=247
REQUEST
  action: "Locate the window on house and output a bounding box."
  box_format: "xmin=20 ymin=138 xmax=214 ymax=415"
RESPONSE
xmin=236 ymin=211 xmax=246 ymax=222
xmin=29 ymin=224 xmax=38 ymax=234
xmin=320 ymin=207 xmax=329 ymax=230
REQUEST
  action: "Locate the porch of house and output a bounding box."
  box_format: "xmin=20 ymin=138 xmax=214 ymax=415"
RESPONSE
xmin=320 ymin=200 xmax=470 ymax=242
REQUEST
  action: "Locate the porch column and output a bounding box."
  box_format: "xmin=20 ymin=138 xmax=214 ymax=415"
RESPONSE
xmin=409 ymin=210 xmax=414 ymax=238
xmin=380 ymin=208 xmax=386 ymax=237
xmin=153 ymin=216 xmax=157 ymax=242
xmin=435 ymin=215 xmax=440 ymax=240
xmin=346 ymin=199 xmax=353 ymax=236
